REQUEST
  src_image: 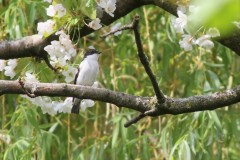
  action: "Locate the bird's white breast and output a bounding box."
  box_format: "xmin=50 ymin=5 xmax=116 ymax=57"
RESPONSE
xmin=76 ymin=59 xmax=99 ymax=86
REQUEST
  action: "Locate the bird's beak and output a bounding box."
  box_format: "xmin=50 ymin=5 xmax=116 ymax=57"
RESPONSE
xmin=98 ymin=52 xmax=102 ymax=54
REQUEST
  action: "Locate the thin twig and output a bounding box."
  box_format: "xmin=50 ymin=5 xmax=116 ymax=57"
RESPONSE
xmin=42 ymin=53 xmax=58 ymax=73
xmin=132 ymin=15 xmax=166 ymax=103
xmin=100 ymin=24 xmax=133 ymax=38
xmin=124 ymin=113 xmax=146 ymax=128
xmin=101 ymin=16 xmax=166 ymax=104
xmin=102 ymin=15 xmax=166 ymax=127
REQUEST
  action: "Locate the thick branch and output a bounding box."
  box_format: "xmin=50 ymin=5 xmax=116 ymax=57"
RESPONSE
xmin=0 ymin=80 xmax=150 ymax=113
xmin=0 ymin=80 xmax=239 ymax=116
xmin=0 ymin=34 xmax=58 ymax=59
xmin=0 ymin=0 xmax=239 ymax=60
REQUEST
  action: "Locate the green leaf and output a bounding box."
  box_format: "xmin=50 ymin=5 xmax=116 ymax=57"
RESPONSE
xmin=27 ymin=3 xmax=36 ymax=26
xmin=189 ymin=0 xmax=240 ymax=36
xmin=79 ymin=0 xmax=96 ymax=19
xmin=207 ymin=111 xmax=222 ymax=129
xmin=207 ymin=70 xmax=221 ymax=90
xmin=179 ymin=140 xmax=191 ymax=160
xmin=112 ymin=121 xmax=120 ymax=148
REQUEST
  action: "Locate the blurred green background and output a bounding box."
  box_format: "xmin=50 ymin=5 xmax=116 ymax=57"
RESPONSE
xmin=0 ymin=0 xmax=240 ymax=159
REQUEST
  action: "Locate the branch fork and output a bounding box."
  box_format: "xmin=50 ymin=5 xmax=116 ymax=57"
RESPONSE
xmin=18 ymin=78 xmax=37 ymax=98
xmin=102 ymin=15 xmax=166 ymax=127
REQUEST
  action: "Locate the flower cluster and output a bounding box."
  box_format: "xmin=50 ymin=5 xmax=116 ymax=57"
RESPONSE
xmin=22 ymin=72 xmax=99 ymax=114
xmin=46 ymin=4 xmax=66 ymax=18
xmin=23 ymin=3 xmax=78 ymax=114
xmin=173 ymin=6 xmax=220 ymax=51
xmin=44 ymin=31 xmax=76 ymax=66
xmin=80 ymin=99 xmax=95 ymax=111
xmin=44 ymin=30 xmax=77 ymax=82
xmin=37 ymin=3 xmax=67 ymax=37
xmin=22 ymin=2 xmax=98 ymax=114
xmin=0 ymin=59 xmax=17 ymax=79
xmin=88 ymin=18 xmax=102 ymax=30
xmin=88 ymin=0 xmax=117 ymax=30
xmin=62 ymin=66 xmax=78 ymax=83
xmin=22 ymin=72 xmax=73 ymax=115
xmin=37 ymin=20 xmax=55 ymax=37
xmin=24 ymin=96 xmax=73 ymax=115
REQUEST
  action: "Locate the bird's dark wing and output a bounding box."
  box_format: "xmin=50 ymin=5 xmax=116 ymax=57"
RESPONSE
xmin=74 ymin=67 xmax=80 ymax=85
xmin=72 ymin=67 xmax=80 ymax=105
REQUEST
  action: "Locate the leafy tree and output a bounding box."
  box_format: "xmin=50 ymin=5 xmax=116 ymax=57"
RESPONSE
xmin=0 ymin=0 xmax=240 ymax=159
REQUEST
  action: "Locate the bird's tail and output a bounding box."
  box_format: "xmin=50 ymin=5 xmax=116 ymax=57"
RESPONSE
xmin=71 ymin=98 xmax=82 ymax=114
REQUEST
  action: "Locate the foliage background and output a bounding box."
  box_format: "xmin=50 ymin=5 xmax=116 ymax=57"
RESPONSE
xmin=0 ymin=0 xmax=240 ymax=159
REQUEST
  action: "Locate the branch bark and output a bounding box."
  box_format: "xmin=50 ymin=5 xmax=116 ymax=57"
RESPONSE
xmin=0 ymin=80 xmax=240 ymax=117
xmin=0 ymin=0 xmax=240 ymax=60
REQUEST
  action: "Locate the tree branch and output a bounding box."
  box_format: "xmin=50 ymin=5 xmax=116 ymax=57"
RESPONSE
xmin=0 ymin=34 xmax=58 ymax=59
xmin=132 ymin=15 xmax=165 ymax=103
xmin=0 ymin=34 xmax=58 ymax=71
xmin=0 ymin=80 xmax=240 ymax=118
xmin=0 ymin=80 xmax=150 ymax=113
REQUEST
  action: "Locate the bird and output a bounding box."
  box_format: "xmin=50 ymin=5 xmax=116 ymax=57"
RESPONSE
xmin=71 ymin=48 xmax=101 ymax=114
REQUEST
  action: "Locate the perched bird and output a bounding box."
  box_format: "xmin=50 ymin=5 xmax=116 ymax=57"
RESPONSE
xmin=71 ymin=49 xmax=101 ymax=114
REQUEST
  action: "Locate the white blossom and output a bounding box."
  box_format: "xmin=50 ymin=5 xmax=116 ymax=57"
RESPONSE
xmin=111 ymin=22 xmax=122 ymax=36
xmin=44 ymin=31 xmax=76 ymax=68
xmin=195 ymin=35 xmax=214 ymax=50
xmin=57 ymin=31 xmax=76 ymax=57
xmin=46 ymin=4 xmax=66 ymax=18
xmin=96 ymin=0 xmax=107 ymax=8
xmin=4 ymin=66 xmax=15 ymax=79
xmin=23 ymin=95 xmax=72 ymax=115
xmin=37 ymin=20 xmax=55 ymax=37
xmin=4 ymin=59 xmax=17 ymax=79
xmin=41 ymin=101 xmax=58 ymax=115
xmin=43 ymin=0 xmax=52 ymax=3
xmin=173 ymin=10 xmax=188 ymax=33
xmin=58 ymin=97 xmax=73 ymax=113
xmin=0 ymin=60 xmax=6 ymax=71
xmin=28 ymin=96 xmax=44 ymax=106
xmin=62 ymin=66 xmax=78 ymax=83
xmin=46 ymin=5 xmax=55 ymax=17
xmin=179 ymin=34 xmax=194 ymax=51
xmin=104 ymin=0 xmax=116 ymax=17
xmin=80 ymin=99 xmax=95 ymax=111
xmin=88 ymin=18 xmax=102 ymax=30
xmin=7 ymin=59 xmax=17 ymax=68
xmin=25 ymin=72 xmax=39 ymax=83
xmin=96 ymin=0 xmax=116 ymax=17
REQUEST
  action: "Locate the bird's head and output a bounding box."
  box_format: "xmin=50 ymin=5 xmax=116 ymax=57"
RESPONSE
xmin=84 ymin=49 xmax=101 ymax=60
